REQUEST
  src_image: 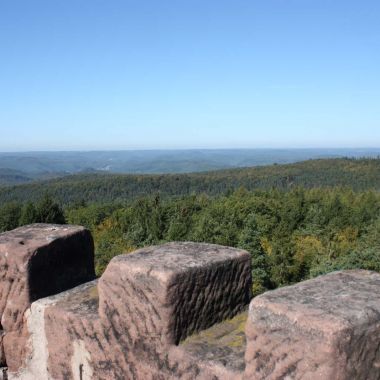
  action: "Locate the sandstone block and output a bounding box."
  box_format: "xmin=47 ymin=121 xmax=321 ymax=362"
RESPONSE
xmin=244 ymin=270 xmax=380 ymax=380
xmin=22 ymin=281 xmax=102 ymax=380
xmin=17 ymin=242 xmax=251 ymax=380
xmin=25 ymin=281 xmax=181 ymax=380
xmin=99 ymin=242 xmax=251 ymax=349
xmin=0 ymin=223 xmax=95 ymax=371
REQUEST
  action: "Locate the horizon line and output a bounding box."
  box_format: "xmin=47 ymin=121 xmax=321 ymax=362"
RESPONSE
xmin=1 ymin=147 xmax=380 ymax=154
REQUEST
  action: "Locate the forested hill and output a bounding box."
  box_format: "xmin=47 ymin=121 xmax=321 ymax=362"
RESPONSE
xmin=0 ymin=168 xmax=33 ymax=186
xmin=0 ymin=158 xmax=379 ymax=205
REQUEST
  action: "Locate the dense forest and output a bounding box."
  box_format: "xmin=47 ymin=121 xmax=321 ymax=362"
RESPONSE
xmin=0 ymin=158 xmax=379 ymax=204
xmin=0 ymin=158 xmax=379 ymax=295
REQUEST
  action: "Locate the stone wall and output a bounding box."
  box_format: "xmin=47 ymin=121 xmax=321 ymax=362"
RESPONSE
xmin=0 ymin=224 xmax=379 ymax=379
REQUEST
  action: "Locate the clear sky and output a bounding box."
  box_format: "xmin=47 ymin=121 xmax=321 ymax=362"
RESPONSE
xmin=0 ymin=0 xmax=379 ymax=151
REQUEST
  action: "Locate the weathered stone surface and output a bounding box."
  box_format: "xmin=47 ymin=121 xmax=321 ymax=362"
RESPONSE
xmin=0 ymin=224 xmax=95 ymax=371
xmin=181 ymin=311 xmax=248 ymax=379
xmin=0 ymin=330 xmax=5 ymax=366
xmin=18 ymin=281 xmax=101 ymax=380
xmin=3 ymin=227 xmax=380 ymax=379
xmin=21 ymin=282 xmax=206 ymax=379
xmin=15 ymin=242 xmax=251 ymax=379
xmin=99 ymin=242 xmax=252 ymax=347
xmin=244 ymin=270 xmax=380 ymax=380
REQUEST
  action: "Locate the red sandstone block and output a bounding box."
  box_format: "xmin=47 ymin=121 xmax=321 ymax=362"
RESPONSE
xmin=19 ymin=242 xmax=251 ymax=380
xmin=99 ymin=242 xmax=252 ymax=349
xmin=0 ymin=224 xmax=95 ymax=372
xmin=244 ymin=270 xmax=380 ymax=380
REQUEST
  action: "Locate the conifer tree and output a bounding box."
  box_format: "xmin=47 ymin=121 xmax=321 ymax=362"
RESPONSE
xmin=238 ymin=213 xmax=271 ymax=296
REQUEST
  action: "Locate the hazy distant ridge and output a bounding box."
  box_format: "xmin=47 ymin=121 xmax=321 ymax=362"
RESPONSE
xmin=0 ymin=157 xmax=379 ymax=205
xmin=0 ymin=148 xmax=379 ymax=186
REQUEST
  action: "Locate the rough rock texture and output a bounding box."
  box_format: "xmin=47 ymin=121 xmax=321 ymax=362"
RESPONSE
xmin=244 ymin=270 xmax=380 ymax=380
xmin=0 ymin=224 xmax=95 ymax=372
xmin=99 ymin=242 xmax=252 ymax=347
xmin=3 ymin=225 xmax=380 ymax=379
xmin=21 ymin=281 xmax=213 ymax=380
xmin=16 ymin=242 xmax=252 ymax=379
xmin=0 ymin=330 xmax=5 ymax=366
xmin=19 ymin=281 xmax=101 ymax=380
xmin=181 ymin=311 xmax=248 ymax=379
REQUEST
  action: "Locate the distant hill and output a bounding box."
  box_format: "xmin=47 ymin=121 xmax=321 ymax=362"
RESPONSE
xmin=0 ymin=148 xmax=379 ymax=185
xmin=0 ymin=168 xmax=75 ymax=186
xmin=0 ymin=158 xmax=379 ymax=205
xmin=0 ymin=168 xmax=33 ymax=186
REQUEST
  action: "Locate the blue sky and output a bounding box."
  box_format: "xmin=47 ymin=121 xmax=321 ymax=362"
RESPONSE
xmin=0 ymin=0 xmax=379 ymax=151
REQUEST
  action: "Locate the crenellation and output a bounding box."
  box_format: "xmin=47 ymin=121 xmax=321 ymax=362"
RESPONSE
xmin=0 ymin=224 xmax=379 ymax=379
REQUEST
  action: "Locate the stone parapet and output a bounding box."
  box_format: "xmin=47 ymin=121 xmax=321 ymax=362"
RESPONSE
xmin=0 ymin=224 xmax=379 ymax=379
xmin=18 ymin=242 xmax=251 ymax=379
